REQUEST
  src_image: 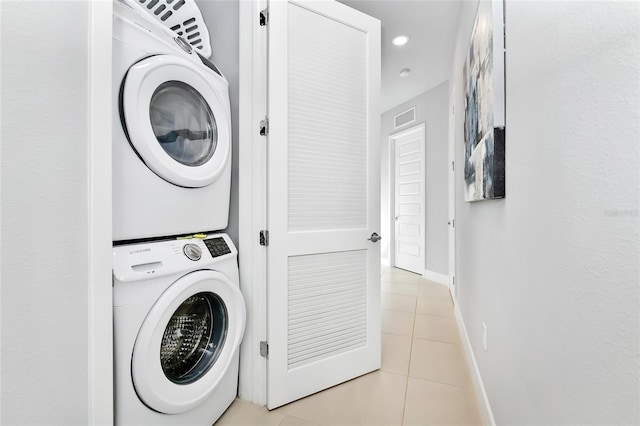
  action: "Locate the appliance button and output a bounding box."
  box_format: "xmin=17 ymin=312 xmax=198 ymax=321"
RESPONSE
xmin=174 ymin=36 xmax=193 ymax=54
xmin=183 ymin=243 xmax=202 ymax=261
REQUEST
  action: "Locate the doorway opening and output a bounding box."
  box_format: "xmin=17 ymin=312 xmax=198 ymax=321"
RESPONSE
xmin=388 ymin=123 xmax=426 ymax=275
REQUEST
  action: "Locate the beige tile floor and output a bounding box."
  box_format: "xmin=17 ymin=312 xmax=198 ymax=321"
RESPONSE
xmin=216 ymin=267 xmax=482 ymax=426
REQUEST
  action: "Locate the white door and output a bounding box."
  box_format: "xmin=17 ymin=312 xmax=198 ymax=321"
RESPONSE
xmin=266 ymin=0 xmax=381 ymax=409
xmin=392 ymin=124 xmax=425 ymax=274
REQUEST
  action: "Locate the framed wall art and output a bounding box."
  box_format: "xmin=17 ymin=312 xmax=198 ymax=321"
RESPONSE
xmin=463 ymin=0 xmax=506 ymax=202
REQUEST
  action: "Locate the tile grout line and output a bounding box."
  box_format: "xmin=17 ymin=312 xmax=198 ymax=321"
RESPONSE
xmin=412 ymin=336 xmax=461 ymax=346
xmin=405 ymin=375 xmax=472 ymax=390
xmin=384 ymin=268 xmax=425 ymax=425
xmin=400 ymin=288 xmax=420 ymax=426
xmin=382 ymin=308 xmax=417 ymax=314
xmin=414 ymin=311 xmax=456 ymax=319
xmin=413 ymin=311 xmax=461 ymax=346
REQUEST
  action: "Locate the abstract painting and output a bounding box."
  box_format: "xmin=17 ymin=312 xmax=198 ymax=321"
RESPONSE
xmin=463 ymin=0 xmax=505 ymax=202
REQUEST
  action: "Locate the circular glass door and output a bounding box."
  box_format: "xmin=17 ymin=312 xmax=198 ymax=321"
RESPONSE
xmin=160 ymin=292 xmax=227 ymax=384
xmin=132 ymin=270 xmax=245 ymax=414
xmin=121 ymin=55 xmax=231 ymax=188
xmin=149 ymin=81 xmax=218 ymax=168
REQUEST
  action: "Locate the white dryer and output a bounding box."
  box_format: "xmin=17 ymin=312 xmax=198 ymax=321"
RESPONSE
xmin=112 ymin=1 xmax=232 ymax=242
xmin=113 ymin=233 xmax=245 ymax=425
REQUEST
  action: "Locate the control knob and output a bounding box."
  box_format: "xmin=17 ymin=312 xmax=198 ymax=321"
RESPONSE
xmin=183 ymin=243 xmax=202 ymax=261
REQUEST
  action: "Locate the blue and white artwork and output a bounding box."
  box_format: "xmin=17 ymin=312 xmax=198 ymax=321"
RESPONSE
xmin=463 ymin=0 xmax=505 ymax=202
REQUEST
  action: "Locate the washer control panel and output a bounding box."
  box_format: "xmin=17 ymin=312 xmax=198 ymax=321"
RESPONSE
xmin=113 ymin=233 xmax=237 ymax=283
xmin=204 ymin=237 xmax=231 ymax=258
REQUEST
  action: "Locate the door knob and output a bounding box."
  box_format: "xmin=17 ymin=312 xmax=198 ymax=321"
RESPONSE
xmin=395 ymin=216 xmax=399 ymax=221
xmin=368 ymin=232 xmax=381 ymax=243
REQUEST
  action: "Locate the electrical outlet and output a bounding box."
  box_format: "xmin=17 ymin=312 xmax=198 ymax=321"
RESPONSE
xmin=482 ymin=322 xmax=488 ymax=351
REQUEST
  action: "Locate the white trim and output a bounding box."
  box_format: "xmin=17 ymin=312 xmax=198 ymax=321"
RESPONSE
xmin=238 ymin=0 xmax=268 ymax=405
xmin=388 ymin=138 xmax=396 ymax=268
xmin=381 ymin=257 xmax=390 ymax=267
xmin=88 ymin=1 xmax=113 ymax=424
xmin=388 ymin=122 xmax=426 ymax=274
xmin=393 ymin=106 xmax=416 ymax=129
xmin=421 ymin=269 xmax=448 ymax=286
xmin=453 ymin=299 xmax=496 ymax=426
xmin=0 ymin=0 xmax=3 ymax=414
xmin=447 ymin=81 xmax=457 ymax=299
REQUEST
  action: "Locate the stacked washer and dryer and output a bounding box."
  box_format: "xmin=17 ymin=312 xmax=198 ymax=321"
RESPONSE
xmin=111 ymin=1 xmax=245 ymax=424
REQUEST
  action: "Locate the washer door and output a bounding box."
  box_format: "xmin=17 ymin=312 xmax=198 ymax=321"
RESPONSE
xmin=132 ymin=270 xmax=245 ymax=414
xmin=121 ymin=55 xmax=230 ymax=188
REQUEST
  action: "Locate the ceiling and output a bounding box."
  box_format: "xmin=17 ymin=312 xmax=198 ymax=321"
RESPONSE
xmin=339 ymin=0 xmax=463 ymax=112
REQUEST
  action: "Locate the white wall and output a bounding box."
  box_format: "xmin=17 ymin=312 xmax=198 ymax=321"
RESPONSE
xmin=381 ymin=82 xmax=449 ymax=274
xmin=199 ymin=0 xmax=240 ymax=246
xmin=1 ymin=1 xmax=91 ymax=424
xmin=451 ymin=1 xmax=640 ymax=424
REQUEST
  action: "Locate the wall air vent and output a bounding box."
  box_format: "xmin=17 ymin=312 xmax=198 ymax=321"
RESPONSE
xmin=394 ymin=107 xmax=416 ymax=129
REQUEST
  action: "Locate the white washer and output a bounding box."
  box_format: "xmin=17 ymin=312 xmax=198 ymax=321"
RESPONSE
xmin=113 ymin=233 xmax=245 ymax=425
xmin=113 ymin=1 xmax=232 ymax=242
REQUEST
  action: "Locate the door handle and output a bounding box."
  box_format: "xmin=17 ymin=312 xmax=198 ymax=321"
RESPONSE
xmin=395 ymin=216 xmax=399 ymax=221
xmin=368 ymin=232 xmax=381 ymax=243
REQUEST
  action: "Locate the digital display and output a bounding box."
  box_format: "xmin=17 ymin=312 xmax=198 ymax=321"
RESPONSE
xmin=204 ymin=237 xmax=231 ymax=258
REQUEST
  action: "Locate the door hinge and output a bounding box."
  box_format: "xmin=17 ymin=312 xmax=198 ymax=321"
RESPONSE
xmin=452 ymin=219 xmax=455 ymax=228
xmin=259 ymin=8 xmax=268 ymax=26
xmin=451 ymin=161 xmax=455 ymax=171
xmin=259 ymin=117 xmax=269 ymax=136
xmin=452 ymin=276 xmax=456 ymax=286
xmin=260 ymin=341 xmax=269 ymax=358
xmin=259 ymin=230 xmax=269 ymax=246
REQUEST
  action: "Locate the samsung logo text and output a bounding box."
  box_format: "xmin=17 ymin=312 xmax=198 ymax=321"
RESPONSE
xmin=129 ymin=248 xmax=151 ymax=255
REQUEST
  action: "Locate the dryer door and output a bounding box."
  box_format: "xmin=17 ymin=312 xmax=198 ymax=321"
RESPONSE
xmin=121 ymin=55 xmax=231 ymax=188
xmin=132 ymin=270 xmax=245 ymax=414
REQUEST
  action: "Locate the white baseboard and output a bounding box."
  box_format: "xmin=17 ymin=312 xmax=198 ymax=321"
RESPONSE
xmin=453 ymin=300 xmax=496 ymax=426
xmin=422 ymin=269 xmax=448 ymax=285
xmin=381 ymin=257 xmax=390 ymax=267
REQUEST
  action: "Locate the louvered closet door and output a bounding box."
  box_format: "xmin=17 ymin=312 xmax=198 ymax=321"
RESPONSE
xmin=266 ymin=0 xmax=381 ymax=409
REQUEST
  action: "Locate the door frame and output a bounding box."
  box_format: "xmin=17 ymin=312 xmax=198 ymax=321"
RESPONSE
xmin=88 ymin=1 xmax=113 ymax=424
xmin=388 ymin=122 xmax=426 ymax=274
xmin=237 ymin=0 xmax=268 ymax=405
xmin=448 ymin=84 xmax=457 ymax=298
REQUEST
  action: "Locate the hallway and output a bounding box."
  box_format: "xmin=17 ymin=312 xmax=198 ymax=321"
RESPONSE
xmin=217 ymin=268 xmax=482 ymax=425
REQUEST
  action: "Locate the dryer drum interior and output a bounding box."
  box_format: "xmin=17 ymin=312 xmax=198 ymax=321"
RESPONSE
xmin=149 ymin=80 xmax=218 ymax=168
xmin=160 ymin=292 xmax=228 ymax=385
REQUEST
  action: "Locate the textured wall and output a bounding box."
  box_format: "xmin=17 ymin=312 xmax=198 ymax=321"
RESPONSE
xmin=1 ymin=1 xmax=90 ymax=424
xmin=198 ymin=0 xmax=240 ymax=246
xmin=451 ymin=1 xmax=640 ymax=424
xmin=381 ymin=81 xmax=450 ymax=274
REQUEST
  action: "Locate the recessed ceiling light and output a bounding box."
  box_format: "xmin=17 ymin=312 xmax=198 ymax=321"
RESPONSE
xmin=392 ymin=35 xmax=409 ymax=46
xmin=399 ymin=68 xmax=411 ymax=77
